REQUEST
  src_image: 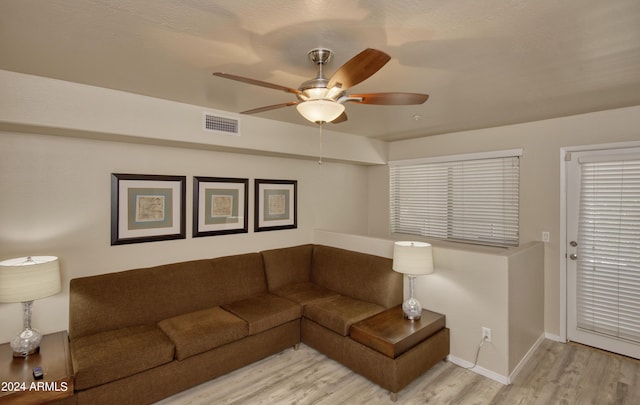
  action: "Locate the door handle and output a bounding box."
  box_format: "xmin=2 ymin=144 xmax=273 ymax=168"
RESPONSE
xmin=569 ymin=253 xmax=578 ymax=260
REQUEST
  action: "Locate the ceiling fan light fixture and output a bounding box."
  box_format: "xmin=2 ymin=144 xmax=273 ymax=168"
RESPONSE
xmin=296 ymin=99 xmax=345 ymax=124
xmin=303 ymin=87 xmax=328 ymax=100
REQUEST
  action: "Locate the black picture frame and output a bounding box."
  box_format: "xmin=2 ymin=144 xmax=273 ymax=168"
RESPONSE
xmin=193 ymin=176 xmax=249 ymax=237
xmin=254 ymin=179 xmax=297 ymax=232
xmin=111 ymin=173 xmax=186 ymax=245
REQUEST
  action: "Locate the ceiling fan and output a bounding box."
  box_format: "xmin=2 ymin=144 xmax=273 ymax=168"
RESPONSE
xmin=213 ymin=48 xmax=429 ymax=124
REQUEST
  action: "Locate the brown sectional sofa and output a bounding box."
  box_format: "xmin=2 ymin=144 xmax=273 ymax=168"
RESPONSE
xmin=62 ymin=244 xmax=449 ymax=404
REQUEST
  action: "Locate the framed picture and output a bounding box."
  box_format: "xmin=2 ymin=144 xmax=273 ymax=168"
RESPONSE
xmin=193 ymin=177 xmax=249 ymax=237
xmin=255 ymin=179 xmax=297 ymax=232
xmin=111 ymin=173 xmax=186 ymax=245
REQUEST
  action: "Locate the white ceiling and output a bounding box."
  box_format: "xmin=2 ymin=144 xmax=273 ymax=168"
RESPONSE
xmin=1 ymin=0 xmax=639 ymax=141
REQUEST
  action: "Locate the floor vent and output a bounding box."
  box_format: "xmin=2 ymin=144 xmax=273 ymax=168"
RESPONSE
xmin=203 ymin=113 xmax=240 ymax=135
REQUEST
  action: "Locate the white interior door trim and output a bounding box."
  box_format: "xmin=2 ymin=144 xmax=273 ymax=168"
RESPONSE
xmin=560 ymin=140 xmax=640 ymax=343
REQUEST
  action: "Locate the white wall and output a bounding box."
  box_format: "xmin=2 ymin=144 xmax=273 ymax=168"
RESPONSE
xmin=508 ymin=243 xmax=545 ymax=373
xmin=368 ymin=105 xmax=640 ymax=337
xmin=0 ymin=131 xmax=370 ymax=343
xmin=423 ymin=245 xmax=509 ymax=377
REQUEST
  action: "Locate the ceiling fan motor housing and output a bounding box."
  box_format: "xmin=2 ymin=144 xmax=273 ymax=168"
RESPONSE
xmin=298 ymin=48 xmax=345 ymax=101
xmin=308 ymin=48 xmax=333 ymax=65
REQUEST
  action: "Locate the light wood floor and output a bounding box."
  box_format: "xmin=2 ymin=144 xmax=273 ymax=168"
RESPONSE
xmin=155 ymin=339 xmax=640 ymax=404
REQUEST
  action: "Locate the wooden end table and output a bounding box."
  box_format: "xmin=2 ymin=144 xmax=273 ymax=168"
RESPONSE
xmin=349 ymin=306 xmax=447 ymax=401
xmin=0 ymin=331 xmax=74 ymax=404
xmin=350 ymin=305 xmax=446 ymax=358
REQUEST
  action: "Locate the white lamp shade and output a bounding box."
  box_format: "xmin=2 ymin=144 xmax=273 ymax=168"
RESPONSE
xmin=0 ymin=256 xmax=61 ymax=303
xmin=393 ymin=241 xmax=434 ymax=275
xmin=296 ymin=99 xmax=345 ymax=123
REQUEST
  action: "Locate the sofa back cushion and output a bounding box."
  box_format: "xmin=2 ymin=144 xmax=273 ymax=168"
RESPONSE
xmin=261 ymin=244 xmax=313 ymax=291
xmin=310 ymin=245 xmax=402 ymax=308
xmin=69 ymin=253 xmax=266 ymax=339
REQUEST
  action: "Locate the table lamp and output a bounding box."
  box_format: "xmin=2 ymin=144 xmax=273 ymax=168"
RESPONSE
xmin=0 ymin=256 xmax=61 ymax=357
xmin=392 ymin=241 xmax=434 ymax=320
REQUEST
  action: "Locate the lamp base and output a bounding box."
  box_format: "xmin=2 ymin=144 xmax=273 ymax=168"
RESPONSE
xmin=10 ymin=327 xmax=43 ymax=358
xmin=13 ymin=347 xmax=40 ymax=358
xmin=402 ymin=297 xmax=423 ymax=320
xmin=402 ymin=275 xmax=423 ymax=321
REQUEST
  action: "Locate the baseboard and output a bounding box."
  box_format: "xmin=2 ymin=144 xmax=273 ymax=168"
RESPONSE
xmin=508 ymin=333 xmax=546 ymax=383
xmin=449 ymin=333 xmax=549 ymax=385
xmin=447 ymin=355 xmax=509 ymax=385
xmin=544 ymin=332 xmax=563 ymax=342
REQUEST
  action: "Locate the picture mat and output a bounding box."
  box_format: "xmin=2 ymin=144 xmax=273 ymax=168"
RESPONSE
xmin=118 ymin=179 xmax=182 ymax=239
xmin=198 ymin=182 xmax=246 ymax=232
xmin=257 ymin=183 xmax=295 ymax=228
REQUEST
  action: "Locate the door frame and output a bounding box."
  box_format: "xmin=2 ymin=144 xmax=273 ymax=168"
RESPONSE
xmin=560 ymin=140 xmax=640 ymax=343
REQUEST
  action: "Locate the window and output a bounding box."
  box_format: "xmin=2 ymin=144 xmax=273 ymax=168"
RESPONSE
xmin=389 ymin=149 xmax=521 ymax=247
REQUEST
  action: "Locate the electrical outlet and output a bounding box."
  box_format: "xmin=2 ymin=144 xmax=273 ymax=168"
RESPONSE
xmin=482 ymin=327 xmax=492 ymax=342
xmin=542 ymin=231 xmax=550 ymax=242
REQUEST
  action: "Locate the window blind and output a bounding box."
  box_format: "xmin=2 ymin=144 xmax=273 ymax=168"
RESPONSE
xmin=390 ymin=153 xmax=520 ymax=247
xmin=577 ymin=158 xmax=640 ymax=343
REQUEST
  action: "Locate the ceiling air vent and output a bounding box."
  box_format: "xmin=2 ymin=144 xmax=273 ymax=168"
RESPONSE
xmin=203 ymin=112 xmax=240 ymax=136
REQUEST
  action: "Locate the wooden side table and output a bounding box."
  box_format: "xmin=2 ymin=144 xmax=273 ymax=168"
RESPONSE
xmin=348 ymin=305 xmax=449 ymax=401
xmin=350 ymin=305 xmax=446 ymax=358
xmin=0 ymin=331 xmax=74 ymax=404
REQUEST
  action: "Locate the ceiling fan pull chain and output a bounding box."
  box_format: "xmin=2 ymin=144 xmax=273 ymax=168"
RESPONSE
xmin=318 ymin=123 xmax=323 ymax=165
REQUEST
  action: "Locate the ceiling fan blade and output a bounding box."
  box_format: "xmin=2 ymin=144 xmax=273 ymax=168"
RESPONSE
xmin=348 ymin=92 xmax=429 ymax=105
xmin=327 ymin=48 xmax=391 ymax=90
xmin=331 ymin=112 xmax=348 ymax=124
xmin=240 ymin=102 xmax=298 ymax=115
xmin=213 ymin=72 xmax=302 ymax=95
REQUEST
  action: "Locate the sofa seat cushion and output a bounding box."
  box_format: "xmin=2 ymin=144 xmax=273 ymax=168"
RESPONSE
xmin=221 ymin=293 xmax=302 ymax=335
xmin=71 ymin=325 xmax=175 ymax=391
xmin=271 ymin=281 xmax=340 ymax=305
xmin=158 ymin=306 xmax=248 ymax=361
xmin=304 ymin=295 xmax=385 ymax=336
